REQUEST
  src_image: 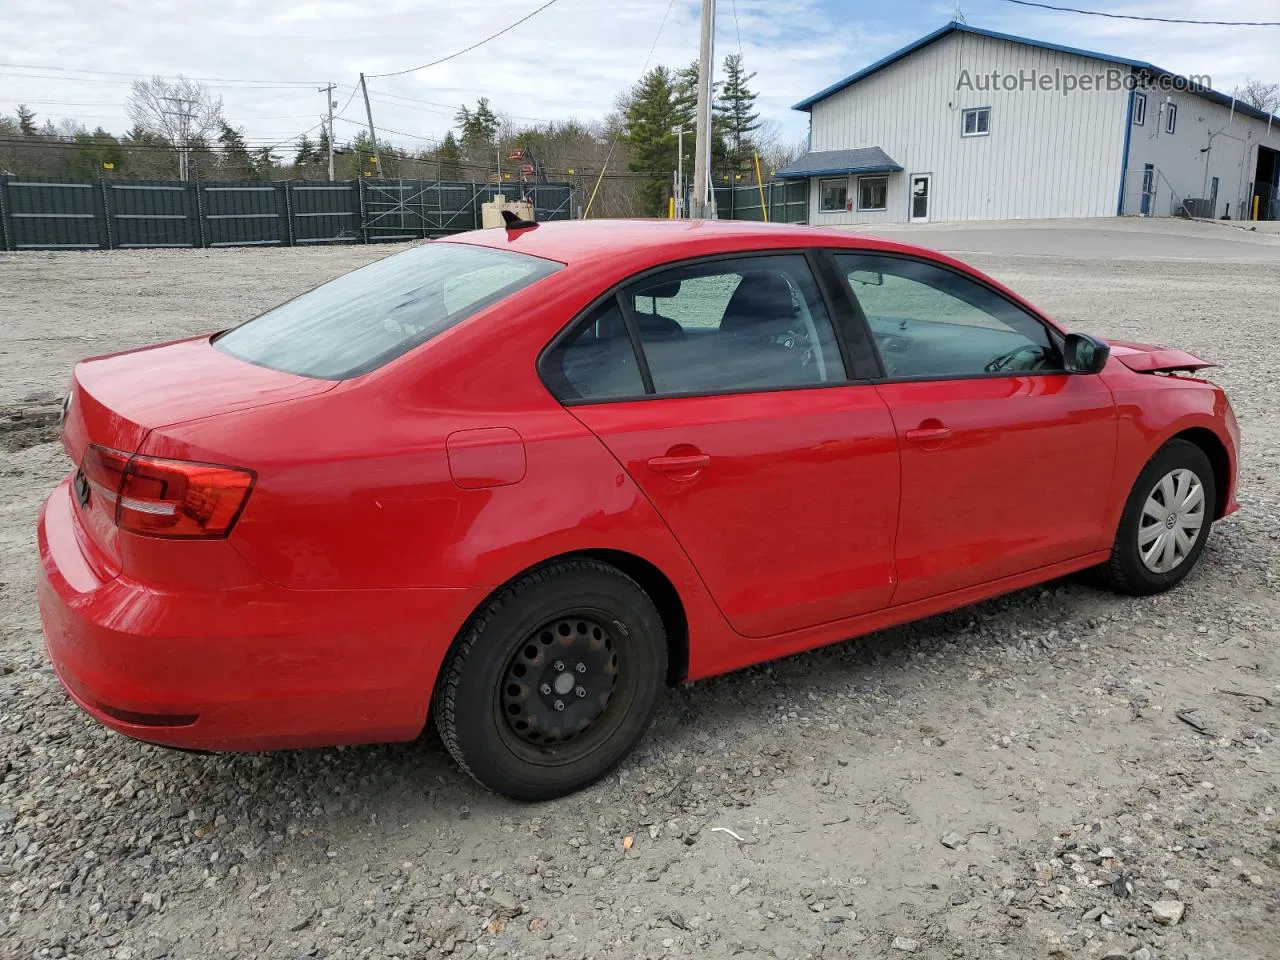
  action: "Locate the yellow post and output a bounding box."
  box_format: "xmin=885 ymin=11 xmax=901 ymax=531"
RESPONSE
xmin=1254 ymin=195 xmax=1261 ymax=220
xmin=753 ymin=151 xmax=769 ymax=223
xmin=668 ymin=195 xmax=676 ymax=219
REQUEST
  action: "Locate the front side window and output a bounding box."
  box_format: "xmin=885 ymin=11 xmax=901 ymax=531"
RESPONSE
xmin=1165 ymin=102 xmax=1178 ymax=134
xmin=216 ymin=242 xmax=561 ymax=379
xmin=1133 ymin=92 xmax=1147 ymax=125
xmin=858 ymin=176 xmax=888 ymax=211
xmin=624 ymin=255 xmax=844 ymax=396
xmin=836 ymin=254 xmax=1061 ymax=380
xmin=819 ymin=177 xmax=848 ymax=212
xmin=962 ymin=107 xmax=991 ymax=137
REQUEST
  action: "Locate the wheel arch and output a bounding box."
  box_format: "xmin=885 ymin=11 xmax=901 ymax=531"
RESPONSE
xmin=1170 ymin=426 xmax=1231 ymax=520
xmin=433 ymin=548 xmax=691 ymax=705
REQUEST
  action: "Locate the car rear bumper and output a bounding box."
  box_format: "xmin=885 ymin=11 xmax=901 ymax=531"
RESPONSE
xmin=38 ymin=478 xmax=488 ymax=751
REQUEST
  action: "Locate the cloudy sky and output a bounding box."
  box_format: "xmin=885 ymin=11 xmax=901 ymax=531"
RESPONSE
xmin=2 ymin=0 xmax=1278 ymax=158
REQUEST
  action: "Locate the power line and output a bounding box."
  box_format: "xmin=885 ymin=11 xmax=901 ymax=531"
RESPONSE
xmin=0 ymin=61 xmax=329 ymax=84
xmin=366 ymin=0 xmax=564 ymax=78
xmin=584 ymin=0 xmax=678 ymax=216
xmin=994 ymin=0 xmax=1280 ymax=26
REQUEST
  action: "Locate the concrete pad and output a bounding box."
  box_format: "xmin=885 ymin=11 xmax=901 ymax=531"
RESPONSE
xmin=846 ymin=217 xmax=1280 ymax=262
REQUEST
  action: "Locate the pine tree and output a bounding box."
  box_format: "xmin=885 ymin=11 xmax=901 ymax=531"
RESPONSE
xmin=294 ymin=135 xmax=316 ymax=170
xmin=715 ymin=53 xmax=762 ymax=182
xmin=217 ymin=122 xmax=254 ymax=179
xmin=253 ymin=147 xmax=278 ymax=179
xmin=455 ymin=97 xmax=499 ymax=152
xmin=624 ymin=66 xmax=680 ymax=216
xmin=315 ymin=125 xmax=331 ymax=175
xmin=670 ymin=61 xmax=729 ymax=190
xmin=437 ymin=131 xmax=463 ymax=180
xmin=16 ymin=104 xmax=37 ymax=136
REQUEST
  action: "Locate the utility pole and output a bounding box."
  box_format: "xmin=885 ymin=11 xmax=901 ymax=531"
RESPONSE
xmin=161 ymin=96 xmax=195 ymax=181
xmin=359 ymin=73 xmax=384 ymax=178
xmin=691 ymin=0 xmax=716 ymax=218
xmin=319 ymin=83 xmax=337 ymax=182
xmin=672 ymin=125 xmax=685 ymax=217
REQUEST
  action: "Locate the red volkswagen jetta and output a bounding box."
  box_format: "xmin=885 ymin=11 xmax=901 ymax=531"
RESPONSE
xmin=39 ymin=219 xmax=1238 ymax=799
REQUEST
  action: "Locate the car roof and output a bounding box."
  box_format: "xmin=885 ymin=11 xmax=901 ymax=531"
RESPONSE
xmin=440 ymin=218 xmax=918 ymax=269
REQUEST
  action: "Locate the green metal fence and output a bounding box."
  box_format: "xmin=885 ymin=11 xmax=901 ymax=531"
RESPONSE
xmin=714 ymin=181 xmax=809 ymax=224
xmin=0 ymin=176 xmax=573 ymax=251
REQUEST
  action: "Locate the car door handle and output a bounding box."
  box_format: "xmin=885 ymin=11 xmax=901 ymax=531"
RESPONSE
xmin=647 ymin=453 xmax=711 ymax=475
xmin=904 ymin=425 xmax=952 ymax=443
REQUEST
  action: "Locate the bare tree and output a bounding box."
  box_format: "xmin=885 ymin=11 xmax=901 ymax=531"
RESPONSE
xmin=1238 ymin=77 xmax=1280 ymax=115
xmin=126 ymin=76 xmax=223 ymax=180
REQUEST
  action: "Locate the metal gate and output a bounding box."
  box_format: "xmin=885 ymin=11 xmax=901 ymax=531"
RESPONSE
xmin=106 ymin=181 xmax=200 ymax=247
xmin=0 ymin=180 xmax=106 ymax=249
xmin=200 ymin=183 xmax=288 ymax=246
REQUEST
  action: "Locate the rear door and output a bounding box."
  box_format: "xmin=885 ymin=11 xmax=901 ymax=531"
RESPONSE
xmin=542 ymin=253 xmax=900 ymax=639
xmin=832 ymin=252 xmax=1117 ymax=604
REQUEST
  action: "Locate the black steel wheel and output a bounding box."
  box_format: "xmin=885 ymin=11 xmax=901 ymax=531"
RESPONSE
xmin=434 ymin=559 xmax=666 ymax=801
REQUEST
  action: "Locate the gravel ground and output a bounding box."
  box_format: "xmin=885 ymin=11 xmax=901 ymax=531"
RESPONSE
xmin=0 ymin=233 xmax=1276 ymax=960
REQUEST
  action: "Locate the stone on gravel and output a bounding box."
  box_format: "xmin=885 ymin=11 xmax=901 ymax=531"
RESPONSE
xmin=891 ymin=936 xmax=920 ymax=952
xmin=1151 ymin=900 xmax=1185 ymax=925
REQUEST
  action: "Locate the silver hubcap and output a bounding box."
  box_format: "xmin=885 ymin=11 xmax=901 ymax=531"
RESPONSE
xmin=1138 ymin=468 xmax=1205 ymax=573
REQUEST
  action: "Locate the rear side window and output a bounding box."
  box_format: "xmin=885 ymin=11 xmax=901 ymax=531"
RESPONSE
xmin=625 ymin=255 xmax=844 ymax=395
xmin=541 ymin=300 xmax=646 ymax=401
xmin=215 ymin=242 xmax=561 ymax=379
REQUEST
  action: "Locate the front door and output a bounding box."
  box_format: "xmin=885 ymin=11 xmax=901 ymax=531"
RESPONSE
xmin=832 ymin=252 xmax=1117 ymax=604
xmin=551 ymin=253 xmax=901 ymax=638
xmin=1140 ymin=164 xmax=1154 ymax=216
xmin=910 ymin=174 xmax=931 ymax=222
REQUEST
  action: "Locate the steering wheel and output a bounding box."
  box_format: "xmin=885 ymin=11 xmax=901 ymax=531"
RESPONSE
xmin=985 ymin=343 xmax=1048 ymax=373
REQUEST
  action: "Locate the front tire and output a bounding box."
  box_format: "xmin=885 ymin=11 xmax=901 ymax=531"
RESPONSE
xmin=434 ymin=559 xmax=666 ymax=801
xmin=1097 ymin=438 xmax=1216 ymax=596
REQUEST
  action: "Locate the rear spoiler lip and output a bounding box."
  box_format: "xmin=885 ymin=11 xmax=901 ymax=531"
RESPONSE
xmin=1113 ymin=349 xmax=1216 ymax=374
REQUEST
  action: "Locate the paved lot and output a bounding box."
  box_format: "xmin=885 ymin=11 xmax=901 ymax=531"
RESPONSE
xmin=858 ymin=216 xmax=1280 ymax=262
xmin=0 ymin=223 xmax=1277 ymax=960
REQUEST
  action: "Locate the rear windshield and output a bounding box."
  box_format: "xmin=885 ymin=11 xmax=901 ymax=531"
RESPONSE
xmin=214 ymin=242 xmax=562 ymax=379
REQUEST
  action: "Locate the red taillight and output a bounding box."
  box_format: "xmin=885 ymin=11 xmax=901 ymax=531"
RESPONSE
xmin=80 ymin=444 xmax=254 ymax=539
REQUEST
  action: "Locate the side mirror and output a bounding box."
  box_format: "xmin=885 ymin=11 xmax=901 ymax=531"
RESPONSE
xmin=1063 ymin=333 xmax=1110 ymax=374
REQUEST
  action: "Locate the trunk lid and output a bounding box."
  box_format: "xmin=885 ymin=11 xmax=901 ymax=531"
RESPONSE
xmin=60 ymin=335 xmax=334 ymax=574
xmin=1104 ymin=339 xmax=1216 ymax=374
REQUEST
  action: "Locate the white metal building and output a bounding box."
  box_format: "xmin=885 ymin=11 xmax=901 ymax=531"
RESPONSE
xmin=778 ymin=22 xmax=1280 ymax=225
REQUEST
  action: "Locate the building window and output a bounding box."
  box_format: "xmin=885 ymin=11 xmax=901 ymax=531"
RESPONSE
xmin=1133 ymin=92 xmax=1147 ymax=126
xmin=1165 ymin=102 xmax=1178 ymax=134
xmin=962 ymin=107 xmax=990 ymax=137
xmin=819 ymin=178 xmax=848 ymax=212
xmin=857 ymin=176 xmax=888 ymax=211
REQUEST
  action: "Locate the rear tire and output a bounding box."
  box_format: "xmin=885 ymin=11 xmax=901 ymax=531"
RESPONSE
xmin=434 ymin=558 xmax=666 ymax=801
xmin=1097 ymin=439 xmax=1215 ymax=596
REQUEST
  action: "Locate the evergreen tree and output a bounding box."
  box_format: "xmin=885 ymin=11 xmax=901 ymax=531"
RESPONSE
xmin=670 ymin=60 xmax=729 ymax=189
xmin=253 ymin=147 xmax=278 ymax=179
xmin=715 ymin=54 xmax=762 ymax=182
xmin=71 ymin=128 xmax=123 ymax=178
xmin=455 ymin=97 xmax=499 ymax=153
xmin=217 ymin=122 xmax=254 ymax=179
xmin=16 ymin=104 xmax=37 ymax=136
xmin=294 ymin=135 xmax=316 ymax=170
xmin=315 ymin=125 xmax=331 ymax=175
xmin=348 ymin=131 xmax=377 ymax=178
xmin=624 ymin=66 xmax=680 ymax=216
xmin=437 ymin=130 xmax=463 ymax=180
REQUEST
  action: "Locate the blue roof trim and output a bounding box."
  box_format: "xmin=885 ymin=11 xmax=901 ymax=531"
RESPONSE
xmin=792 ymin=20 xmax=1280 ymax=125
xmin=776 ymin=164 xmax=902 ymax=180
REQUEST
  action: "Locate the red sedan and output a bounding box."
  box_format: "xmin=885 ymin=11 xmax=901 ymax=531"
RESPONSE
xmin=39 ymin=219 xmax=1239 ymax=799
